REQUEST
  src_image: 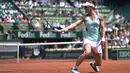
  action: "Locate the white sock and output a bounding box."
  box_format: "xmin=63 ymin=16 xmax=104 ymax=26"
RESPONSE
xmin=72 ymin=65 xmax=78 ymax=69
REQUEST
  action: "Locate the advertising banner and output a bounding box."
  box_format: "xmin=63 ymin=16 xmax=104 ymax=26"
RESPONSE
xmin=112 ymin=49 xmax=130 ymax=60
xmin=13 ymin=31 xmax=82 ymax=39
xmin=117 ymin=49 xmax=130 ymax=59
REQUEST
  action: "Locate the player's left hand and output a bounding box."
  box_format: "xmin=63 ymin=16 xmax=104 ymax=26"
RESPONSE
xmin=101 ymin=37 xmax=105 ymax=47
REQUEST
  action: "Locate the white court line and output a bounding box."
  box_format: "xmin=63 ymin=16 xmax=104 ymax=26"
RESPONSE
xmin=0 ymin=69 xmax=12 ymax=72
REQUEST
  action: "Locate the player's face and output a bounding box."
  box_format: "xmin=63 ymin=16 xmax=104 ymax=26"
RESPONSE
xmin=84 ymin=6 xmax=92 ymax=13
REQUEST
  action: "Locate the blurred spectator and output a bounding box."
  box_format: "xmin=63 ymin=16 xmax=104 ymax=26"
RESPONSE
xmin=0 ymin=18 xmax=2 ymax=22
xmin=105 ymin=32 xmax=111 ymax=41
xmin=53 ymin=44 xmax=58 ymax=49
xmin=123 ymin=35 xmax=129 ymax=47
xmin=118 ymin=30 xmax=124 ymax=45
xmin=21 ymin=16 xmax=27 ymax=23
xmin=19 ymin=0 xmax=24 ymax=8
xmin=32 ymin=17 xmax=43 ymax=30
xmin=105 ymin=26 xmax=112 ymax=32
xmin=123 ymin=29 xmax=129 ymax=46
xmin=4 ymin=16 xmax=10 ymax=22
xmin=52 ymin=22 xmax=60 ymax=28
xmin=3 ymin=31 xmax=10 ymax=40
xmin=73 ymin=1 xmax=80 ymax=8
xmin=14 ymin=14 xmax=21 ymax=23
xmin=33 ymin=0 xmax=40 ymax=7
xmin=24 ymin=0 xmax=33 ymax=8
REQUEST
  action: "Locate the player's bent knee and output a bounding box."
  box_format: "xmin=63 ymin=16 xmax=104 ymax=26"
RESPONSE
xmin=80 ymin=53 xmax=86 ymax=57
xmin=84 ymin=51 xmax=91 ymax=56
xmin=80 ymin=53 xmax=89 ymax=57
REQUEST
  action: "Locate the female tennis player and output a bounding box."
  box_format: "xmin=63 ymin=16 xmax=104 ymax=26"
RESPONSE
xmin=56 ymin=0 xmax=105 ymax=73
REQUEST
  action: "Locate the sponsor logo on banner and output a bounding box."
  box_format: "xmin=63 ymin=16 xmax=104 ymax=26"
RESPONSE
xmin=18 ymin=32 xmax=35 ymax=38
xmin=118 ymin=50 xmax=130 ymax=58
xmin=14 ymin=31 xmax=82 ymax=39
xmin=60 ymin=32 xmax=76 ymax=38
xmin=40 ymin=32 xmax=56 ymax=38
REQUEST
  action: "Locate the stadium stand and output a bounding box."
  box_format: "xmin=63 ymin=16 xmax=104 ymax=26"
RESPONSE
xmin=0 ymin=0 xmax=29 ymax=31
xmin=0 ymin=0 xmax=129 ymax=46
xmin=0 ymin=0 xmax=113 ymax=31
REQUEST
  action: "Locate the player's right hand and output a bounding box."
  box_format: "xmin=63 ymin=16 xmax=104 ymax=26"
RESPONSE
xmin=55 ymin=29 xmax=65 ymax=34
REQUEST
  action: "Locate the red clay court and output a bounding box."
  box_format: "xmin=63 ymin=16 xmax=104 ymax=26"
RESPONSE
xmin=1 ymin=59 xmax=130 ymax=73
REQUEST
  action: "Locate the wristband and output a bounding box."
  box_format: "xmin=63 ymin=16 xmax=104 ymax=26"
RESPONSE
xmin=101 ymin=37 xmax=105 ymax=42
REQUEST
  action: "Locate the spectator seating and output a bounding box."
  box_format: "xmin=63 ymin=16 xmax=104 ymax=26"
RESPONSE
xmin=0 ymin=0 xmax=113 ymax=32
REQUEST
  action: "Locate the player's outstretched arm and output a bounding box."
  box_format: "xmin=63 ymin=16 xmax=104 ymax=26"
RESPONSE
xmin=56 ymin=16 xmax=85 ymax=33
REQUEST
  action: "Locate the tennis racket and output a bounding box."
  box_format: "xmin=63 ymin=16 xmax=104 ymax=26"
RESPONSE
xmin=43 ymin=18 xmax=64 ymax=33
xmin=27 ymin=16 xmax=63 ymax=32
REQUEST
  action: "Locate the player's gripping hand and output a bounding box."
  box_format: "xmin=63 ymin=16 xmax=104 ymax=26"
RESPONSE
xmin=101 ymin=37 xmax=105 ymax=47
xmin=55 ymin=28 xmax=68 ymax=34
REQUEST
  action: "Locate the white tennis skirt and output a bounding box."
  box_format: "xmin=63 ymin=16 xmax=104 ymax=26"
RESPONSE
xmin=83 ymin=38 xmax=102 ymax=53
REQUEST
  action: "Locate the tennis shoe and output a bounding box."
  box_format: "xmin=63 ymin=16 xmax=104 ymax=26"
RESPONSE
xmin=70 ymin=68 xmax=80 ymax=73
xmin=90 ymin=62 xmax=100 ymax=72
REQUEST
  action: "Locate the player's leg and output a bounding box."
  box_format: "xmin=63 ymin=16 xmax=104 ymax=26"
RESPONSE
xmin=90 ymin=49 xmax=102 ymax=72
xmin=92 ymin=50 xmax=102 ymax=66
xmin=76 ymin=44 xmax=92 ymax=67
xmin=70 ymin=44 xmax=92 ymax=73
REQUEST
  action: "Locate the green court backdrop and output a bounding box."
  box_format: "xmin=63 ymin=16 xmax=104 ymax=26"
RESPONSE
xmin=0 ymin=40 xmax=22 ymax=59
